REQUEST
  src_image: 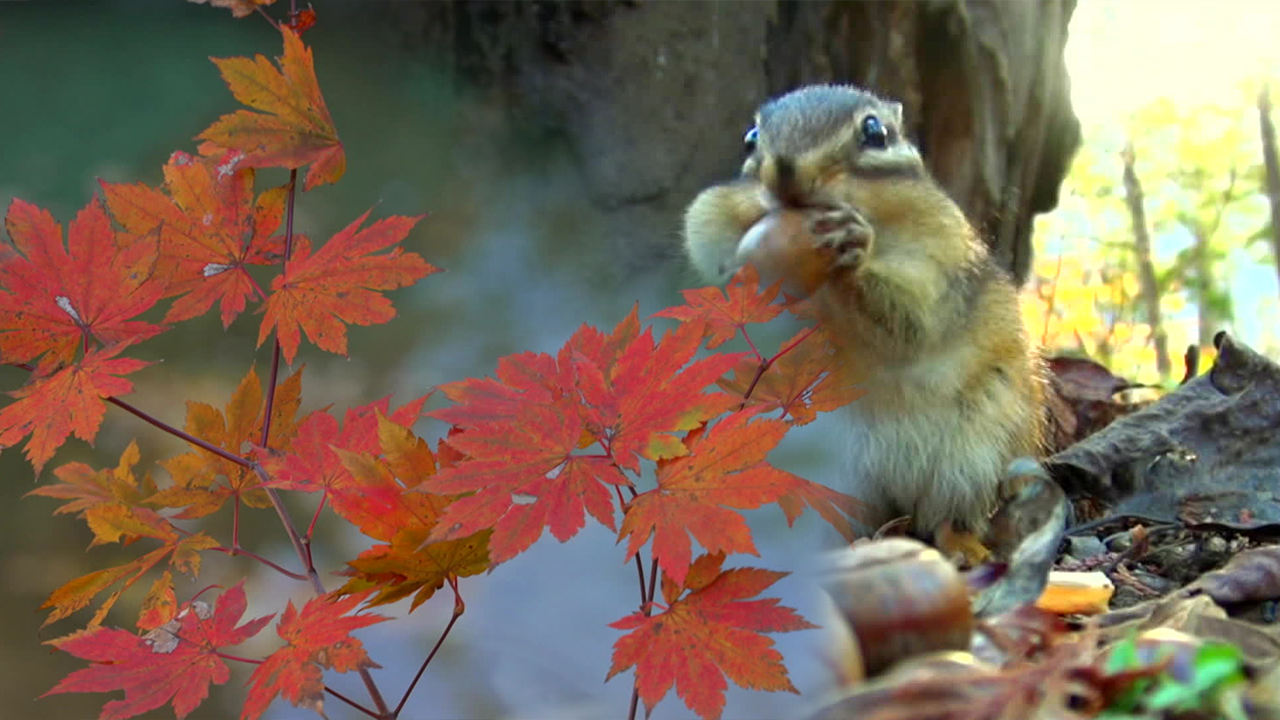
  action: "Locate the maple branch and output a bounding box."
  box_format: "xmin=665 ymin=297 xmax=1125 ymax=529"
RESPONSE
xmin=394 ymin=580 xmax=465 ymax=718
xmin=106 ymin=396 xmax=252 ymax=469
xmin=618 ymin=485 xmax=648 ymax=602
xmin=626 ymin=557 xmax=663 ymax=720
xmin=257 ymin=169 xmax=297 ymax=455
xmin=644 ymin=556 xmax=659 ymax=609
xmin=210 ymin=544 xmax=308 ymax=581
xmin=247 ymin=168 xmax=392 ymax=719
xmin=324 ymin=686 xmax=380 ymax=719
xmin=254 ymin=4 xmax=282 ymax=31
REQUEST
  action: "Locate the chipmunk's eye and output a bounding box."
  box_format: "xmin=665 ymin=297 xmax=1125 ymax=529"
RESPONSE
xmin=743 ymin=126 xmax=759 ymax=153
xmin=860 ymin=115 xmax=888 ymax=149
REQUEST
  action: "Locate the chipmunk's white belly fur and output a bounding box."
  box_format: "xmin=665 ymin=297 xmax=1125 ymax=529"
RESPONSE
xmin=840 ymin=341 xmax=1023 ymax=533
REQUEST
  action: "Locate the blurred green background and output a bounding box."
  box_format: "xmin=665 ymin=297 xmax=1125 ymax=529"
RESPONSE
xmin=0 ymin=2 xmax=842 ymax=719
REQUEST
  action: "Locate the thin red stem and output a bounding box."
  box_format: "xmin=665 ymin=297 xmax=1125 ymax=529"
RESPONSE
xmin=739 ymin=325 xmax=764 ymax=362
xmin=394 ymin=580 xmax=465 ymax=718
xmin=215 ymin=651 xmax=262 ymax=665
xmin=231 ymin=495 xmax=242 ymax=549
xmin=325 ymin=686 xmax=380 ymax=719
xmin=210 ymin=545 xmax=307 ymax=581
xmin=627 ymin=557 xmax=663 ymax=720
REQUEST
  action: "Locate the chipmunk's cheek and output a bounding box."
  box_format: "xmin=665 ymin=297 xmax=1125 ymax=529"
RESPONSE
xmin=737 ymin=209 xmax=828 ymax=297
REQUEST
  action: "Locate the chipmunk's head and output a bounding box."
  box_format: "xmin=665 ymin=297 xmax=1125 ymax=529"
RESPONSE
xmin=741 ymin=85 xmax=925 ymax=209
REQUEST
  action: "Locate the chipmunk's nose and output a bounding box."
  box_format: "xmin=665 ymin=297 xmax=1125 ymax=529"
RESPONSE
xmin=761 ymin=155 xmax=808 ymax=209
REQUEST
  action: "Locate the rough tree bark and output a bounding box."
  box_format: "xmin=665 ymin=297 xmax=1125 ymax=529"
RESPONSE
xmin=376 ymin=0 xmax=1080 ymax=283
xmin=1120 ymin=142 xmax=1173 ymax=380
xmin=1259 ymin=84 xmax=1280 ymax=301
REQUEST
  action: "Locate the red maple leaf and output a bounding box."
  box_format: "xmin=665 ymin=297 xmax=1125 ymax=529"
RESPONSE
xmin=422 ymin=310 xmax=748 ymax=564
xmin=42 ymin=581 xmax=273 ymax=720
xmin=256 ymin=209 xmax=436 ymax=364
xmin=653 ymin=266 xmax=782 ymax=348
xmin=259 ymin=394 xmax=429 ymax=535
xmin=0 ymin=343 xmax=151 ymax=474
xmin=243 ymin=590 xmax=389 ymax=720
xmin=425 ymin=381 xmax=629 ymax=564
xmin=101 ymin=151 xmax=288 ymax=328
xmin=717 ymin=327 xmax=865 ymax=425
xmin=617 ymin=410 xmax=806 ymax=586
xmin=0 ymin=198 xmax=165 ymax=372
xmin=607 ymin=563 xmax=816 ymax=720
xmin=573 ymin=316 xmax=744 ymax=473
xmin=198 ymin=27 xmax=345 ymax=191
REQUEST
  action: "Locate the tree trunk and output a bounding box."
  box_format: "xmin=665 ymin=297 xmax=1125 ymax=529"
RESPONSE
xmin=1120 ymin=142 xmax=1173 ymax=380
xmin=376 ymin=0 xmax=1081 ymax=283
xmin=1259 ymin=84 xmax=1280 ymax=300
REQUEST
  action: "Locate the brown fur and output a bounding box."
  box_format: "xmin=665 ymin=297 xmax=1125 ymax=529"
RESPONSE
xmin=682 ymin=84 xmax=1046 ymax=540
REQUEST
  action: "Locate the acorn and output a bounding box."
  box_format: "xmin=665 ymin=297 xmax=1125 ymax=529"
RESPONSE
xmin=821 ymin=538 xmax=975 ymax=679
xmin=736 ymin=209 xmax=830 ymax=297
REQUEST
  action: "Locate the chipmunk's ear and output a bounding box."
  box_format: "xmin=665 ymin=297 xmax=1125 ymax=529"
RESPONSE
xmin=885 ymin=101 xmax=905 ymax=127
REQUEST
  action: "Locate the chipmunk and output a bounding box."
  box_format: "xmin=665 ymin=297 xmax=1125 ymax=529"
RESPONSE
xmin=682 ymin=85 xmax=1046 ymax=561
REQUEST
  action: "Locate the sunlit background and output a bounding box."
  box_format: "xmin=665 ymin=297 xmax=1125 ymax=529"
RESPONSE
xmin=0 ymin=1 xmax=1277 ymax=719
xmin=1033 ymin=0 xmax=1280 ymax=384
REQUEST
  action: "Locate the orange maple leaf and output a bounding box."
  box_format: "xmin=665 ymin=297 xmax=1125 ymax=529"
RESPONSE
xmin=618 ymin=410 xmax=808 ymax=586
xmin=607 ymin=562 xmax=816 ymax=720
xmin=243 ymin=590 xmax=388 ymax=720
xmin=717 ymin=327 xmax=865 ymax=425
xmin=653 ymin=265 xmax=782 ymax=348
xmin=137 ymin=571 xmax=178 ymax=631
xmin=26 ymin=439 xmax=157 ymax=516
xmin=39 ymin=528 xmax=218 ymax=630
xmin=31 ymin=462 xmax=221 ymax=629
xmin=256 ymin=209 xmax=436 ymax=364
xmin=101 ymin=151 xmax=288 ymax=328
xmin=198 ymin=27 xmax=344 ymax=191
xmin=151 ymin=366 xmax=302 ymax=518
xmin=0 ymin=344 xmax=151 ymax=474
xmin=43 ymin=581 xmax=272 ymax=720
xmin=336 ymin=415 xmax=490 ymax=610
xmin=0 ymin=198 xmax=166 ymax=372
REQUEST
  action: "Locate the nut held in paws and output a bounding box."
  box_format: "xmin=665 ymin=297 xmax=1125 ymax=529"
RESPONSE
xmin=736 ymin=210 xmax=828 ymax=297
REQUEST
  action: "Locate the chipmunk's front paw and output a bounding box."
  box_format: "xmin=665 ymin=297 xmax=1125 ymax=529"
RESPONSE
xmin=806 ymin=204 xmax=875 ymax=270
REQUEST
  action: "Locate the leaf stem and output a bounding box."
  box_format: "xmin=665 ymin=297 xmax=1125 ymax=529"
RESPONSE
xmin=210 ymin=545 xmax=307 ymax=581
xmin=739 ymin=325 xmax=764 ymax=362
xmin=394 ymin=579 xmax=466 ymax=718
xmin=627 ymin=557 xmax=662 ymax=720
xmin=324 ymin=686 xmax=380 ymax=719
xmin=215 ymin=651 xmax=262 ymax=665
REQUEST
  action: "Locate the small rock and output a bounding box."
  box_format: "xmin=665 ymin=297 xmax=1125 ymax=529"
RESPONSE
xmin=1106 ymin=532 xmax=1134 ymax=553
xmin=1066 ymin=535 xmax=1107 ymax=560
xmin=1203 ymin=535 xmax=1228 ymax=554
